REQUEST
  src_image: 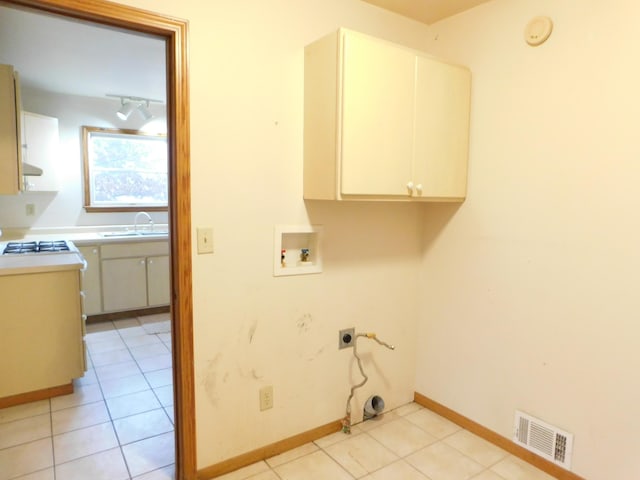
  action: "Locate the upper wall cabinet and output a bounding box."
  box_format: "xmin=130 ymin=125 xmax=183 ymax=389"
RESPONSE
xmin=0 ymin=64 xmax=22 ymax=195
xmin=303 ymin=29 xmax=471 ymax=201
xmin=22 ymin=112 xmax=60 ymax=192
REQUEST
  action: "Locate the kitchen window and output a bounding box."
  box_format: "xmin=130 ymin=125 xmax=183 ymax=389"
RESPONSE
xmin=82 ymin=126 xmax=168 ymax=212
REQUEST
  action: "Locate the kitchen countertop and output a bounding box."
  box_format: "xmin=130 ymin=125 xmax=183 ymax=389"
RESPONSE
xmin=0 ymin=252 xmax=84 ymax=276
xmin=0 ymin=225 xmax=169 ymax=276
xmin=0 ymin=225 xmax=170 ymax=246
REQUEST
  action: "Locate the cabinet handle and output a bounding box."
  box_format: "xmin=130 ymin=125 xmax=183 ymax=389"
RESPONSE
xmin=140 ymin=260 xmax=145 ymax=265
xmin=92 ymin=248 xmax=98 ymax=254
xmin=415 ymin=184 xmax=423 ymax=193
xmin=148 ymin=259 xmax=154 ymax=264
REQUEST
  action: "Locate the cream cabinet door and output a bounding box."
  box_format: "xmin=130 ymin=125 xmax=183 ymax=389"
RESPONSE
xmin=102 ymin=257 xmax=147 ymax=311
xmin=340 ymin=31 xmax=415 ymax=196
xmin=22 ymin=112 xmax=59 ymax=192
xmin=413 ymin=57 xmax=471 ymax=199
xmin=147 ymin=255 xmax=170 ymax=306
xmin=77 ymin=245 xmax=102 ymax=315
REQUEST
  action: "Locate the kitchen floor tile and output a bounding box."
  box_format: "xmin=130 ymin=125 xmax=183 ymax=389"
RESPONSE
xmin=121 ymin=431 xmax=175 ymax=477
xmin=245 ymin=471 xmax=280 ymax=480
xmin=0 ymin=413 xmax=51 ymax=449
xmin=51 ymin=401 xmax=110 ymax=435
xmin=367 ymin=416 xmax=438 ymax=457
xmin=123 ymin=334 xmax=162 ymax=349
xmin=443 ymin=429 xmax=509 ymax=467
xmin=324 ymin=430 xmax=398 ymax=477
xmin=406 ymin=442 xmax=484 ymax=480
xmin=132 ymin=464 xmax=175 ymax=479
xmin=74 ymin=368 xmax=98 ymax=387
xmin=100 ymin=373 xmax=151 ymax=399
xmin=405 ymin=408 xmax=461 ymax=439
xmin=164 ymin=406 xmax=174 ymax=424
xmin=50 ymin=383 xmax=103 ymax=411
xmin=86 ymin=322 xmax=116 ymax=334
xmin=137 ymin=354 xmax=172 ymax=373
xmin=112 ymin=408 xmax=173 ymax=445
xmin=13 ymin=467 xmax=55 ymax=480
xmin=0 ymin=399 xmax=49 ymax=424
xmin=490 ymin=455 xmax=556 ymax=480
xmin=273 ymin=450 xmax=353 ymax=480
xmin=106 ymin=389 xmax=162 ymax=420
xmin=87 ymin=336 xmax=127 ymax=354
xmin=53 ymin=421 xmax=118 ymax=464
xmin=54 ymin=446 xmax=129 ymax=480
xmin=95 ymin=360 xmax=143 ymax=382
xmin=144 ymin=368 xmax=173 ymax=388
xmin=153 ymin=385 xmax=174 ymax=407
xmin=0 ymin=437 xmax=53 ymax=480
xmin=113 ymin=317 xmax=142 ymax=330
xmin=130 ymin=343 xmax=170 ymax=361
xmin=91 ymin=348 xmax=135 ymax=367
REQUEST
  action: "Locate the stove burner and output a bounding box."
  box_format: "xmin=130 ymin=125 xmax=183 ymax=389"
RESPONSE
xmin=2 ymin=240 xmax=70 ymax=254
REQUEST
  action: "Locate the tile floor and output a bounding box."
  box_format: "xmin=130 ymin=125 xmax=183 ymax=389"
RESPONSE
xmin=0 ymin=313 xmax=174 ymax=480
xmin=1 ymin=314 xmax=556 ymax=480
xmin=214 ymin=402 xmax=556 ymax=480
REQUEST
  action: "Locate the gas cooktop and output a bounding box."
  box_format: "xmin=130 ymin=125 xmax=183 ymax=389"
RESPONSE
xmin=2 ymin=240 xmax=72 ymax=255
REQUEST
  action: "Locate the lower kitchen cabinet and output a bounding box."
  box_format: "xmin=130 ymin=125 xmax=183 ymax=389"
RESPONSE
xmin=77 ymin=245 xmax=102 ymax=315
xmin=102 ymin=256 xmax=148 ymax=311
xmin=147 ymin=255 xmax=171 ymax=306
xmin=100 ymin=241 xmax=170 ymax=313
xmin=0 ymin=269 xmax=84 ymax=400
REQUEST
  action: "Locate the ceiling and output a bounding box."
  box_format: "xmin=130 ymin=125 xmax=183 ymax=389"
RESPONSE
xmin=360 ymin=0 xmax=492 ymax=25
xmin=0 ymin=1 xmax=489 ymax=103
xmin=0 ymin=5 xmax=166 ymax=102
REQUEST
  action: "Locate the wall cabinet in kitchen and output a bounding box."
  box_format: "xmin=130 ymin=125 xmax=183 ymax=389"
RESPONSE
xmin=303 ymin=28 xmax=471 ymax=201
xmin=0 ymin=64 xmax=22 ymax=195
xmin=77 ymin=245 xmax=102 ymax=315
xmin=100 ymin=241 xmax=170 ymax=312
xmin=22 ymin=111 xmax=60 ymax=192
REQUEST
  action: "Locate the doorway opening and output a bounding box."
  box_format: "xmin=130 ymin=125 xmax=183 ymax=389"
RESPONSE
xmin=0 ymin=0 xmax=194 ymax=478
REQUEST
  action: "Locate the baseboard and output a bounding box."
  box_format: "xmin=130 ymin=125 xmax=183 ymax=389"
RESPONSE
xmin=86 ymin=305 xmax=170 ymax=323
xmin=0 ymin=382 xmax=74 ymax=409
xmin=196 ymin=419 xmax=342 ymax=479
xmin=414 ymin=392 xmax=586 ymax=480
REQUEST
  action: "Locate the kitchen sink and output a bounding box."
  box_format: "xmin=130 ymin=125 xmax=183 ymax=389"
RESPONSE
xmin=100 ymin=231 xmax=169 ymax=238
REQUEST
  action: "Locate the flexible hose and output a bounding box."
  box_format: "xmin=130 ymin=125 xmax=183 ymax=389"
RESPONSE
xmin=342 ymin=333 xmax=395 ymax=433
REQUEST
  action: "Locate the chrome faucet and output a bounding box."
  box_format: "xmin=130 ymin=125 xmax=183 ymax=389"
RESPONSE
xmin=134 ymin=211 xmax=153 ymax=233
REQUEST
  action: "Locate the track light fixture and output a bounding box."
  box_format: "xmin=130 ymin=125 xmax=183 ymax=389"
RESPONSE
xmin=107 ymin=94 xmax=162 ymax=122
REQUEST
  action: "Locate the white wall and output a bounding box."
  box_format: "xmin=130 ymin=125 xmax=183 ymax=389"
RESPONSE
xmin=104 ymin=0 xmax=434 ymax=469
xmin=0 ymin=88 xmax=168 ymax=228
xmin=416 ymin=1 xmax=640 ymax=479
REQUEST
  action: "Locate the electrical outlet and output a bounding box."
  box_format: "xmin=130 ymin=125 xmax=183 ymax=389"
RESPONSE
xmin=339 ymin=327 xmax=355 ymax=349
xmin=259 ymin=385 xmax=273 ymax=411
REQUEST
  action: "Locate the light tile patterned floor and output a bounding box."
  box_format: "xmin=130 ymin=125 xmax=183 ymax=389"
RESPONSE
xmin=1 ymin=314 xmax=556 ymax=480
xmin=0 ymin=314 xmax=174 ymax=480
xmin=214 ymin=405 xmax=557 ymax=480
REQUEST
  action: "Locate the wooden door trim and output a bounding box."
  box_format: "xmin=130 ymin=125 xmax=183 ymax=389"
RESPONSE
xmin=4 ymin=1 xmax=195 ymax=478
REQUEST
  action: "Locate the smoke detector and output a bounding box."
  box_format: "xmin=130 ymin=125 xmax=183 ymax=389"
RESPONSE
xmin=524 ymin=16 xmax=553 ymax=46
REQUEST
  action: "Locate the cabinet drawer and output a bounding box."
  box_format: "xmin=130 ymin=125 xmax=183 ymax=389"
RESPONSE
xmin=101 ymin=241 xmax=168 ymax=259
